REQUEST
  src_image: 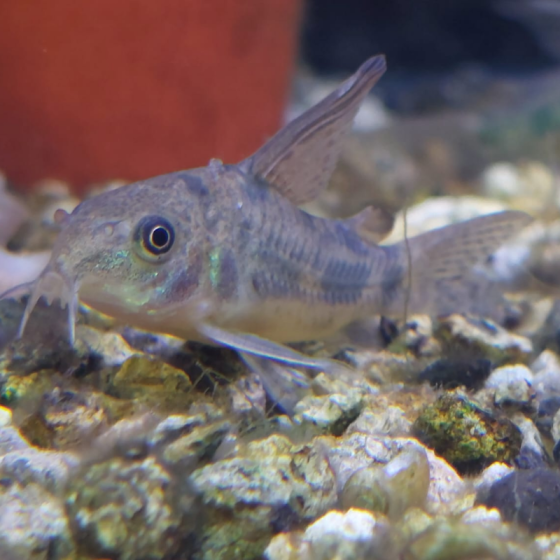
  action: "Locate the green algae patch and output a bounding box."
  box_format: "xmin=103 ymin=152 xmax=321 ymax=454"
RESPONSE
xmin=412 ymin=391 xmax=522 ymax=474
xmin=108 ymin=356 xmax=195 ymax=412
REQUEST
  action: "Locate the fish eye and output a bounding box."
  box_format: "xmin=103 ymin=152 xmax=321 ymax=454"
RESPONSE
xmin=134 ymin=215 xmax=175 ymax=258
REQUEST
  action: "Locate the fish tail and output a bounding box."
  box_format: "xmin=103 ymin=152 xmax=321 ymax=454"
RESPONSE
xmin=380 ymin=210 xmax=533 ymax=320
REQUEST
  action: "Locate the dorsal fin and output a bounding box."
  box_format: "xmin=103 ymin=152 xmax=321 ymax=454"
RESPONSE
xmin=239 ymin=55 xmax=387 ymax=205
xmin=341 ymin=205 xmax=395 ymax=244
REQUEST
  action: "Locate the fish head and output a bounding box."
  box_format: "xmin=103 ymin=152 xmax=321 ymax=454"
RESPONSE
xmin=8 ymin=171 xmax=213 ymax=342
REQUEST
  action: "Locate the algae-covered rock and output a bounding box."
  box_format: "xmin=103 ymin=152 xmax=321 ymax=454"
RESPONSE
xmin=1 ymin=369 xmax=58 ymax=407
xmin=66 ymin=456 xmax=190 ymax=560
xmin=189 ymin=434 xmax=337 ymax=560
xmin=110 ymin=355 xmax=193 ymax=410
xmin=413 ymin=391 xmax=522 ymax=474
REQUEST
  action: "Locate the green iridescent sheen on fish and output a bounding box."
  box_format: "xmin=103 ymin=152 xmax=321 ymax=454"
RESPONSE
xmin=209 ymin=247 xmax=223 ymax=291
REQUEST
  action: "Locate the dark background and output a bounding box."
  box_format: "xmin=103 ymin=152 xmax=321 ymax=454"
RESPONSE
xmin=299 ymin=0 xmax=560 ymax=113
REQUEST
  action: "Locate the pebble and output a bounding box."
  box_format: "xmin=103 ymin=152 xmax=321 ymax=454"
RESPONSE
xmin=484 ymin=364 xmax=535 ymax=407
xmin=0 ymin=481 xmax=74 ymax=560
xmin=539 ymin=399 xmax=560 ymax=440
xmin=404 ymin=519 xmax=538 ymax=560
xmin=265 ymin=508 xmax=390 ymax=560
xmin=0 ymin=407 xmax=12 ymax=428
xmin=473 ymin=462 xmax=514 ymax=498
xmin=347 ymin=406 xmax=412 ymax=437
xmin=477 ymin=467 xmax=560 ymax=533
xmin=0 ymin=448 xmax=78 ymax=494
xmin=419 ymin=357 xmax=492 ymax=390
xmin=293 ymin=390 xmax=364 ymax=435
xmin=109 ymin=355 xmax=193 ymax=411
xmin=438 ymin=314 xmax=533 ymax=365
xmin=341 ymin=445 xmax=430 ymax=519
xmin=532 ymin=349 xmax=560 ymax=400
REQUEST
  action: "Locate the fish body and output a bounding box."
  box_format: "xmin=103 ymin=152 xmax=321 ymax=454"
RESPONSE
xmin=2 ymin=54 xmax=532 ymax=385
xmin=51 ymin=164 xmax=395 ymax=344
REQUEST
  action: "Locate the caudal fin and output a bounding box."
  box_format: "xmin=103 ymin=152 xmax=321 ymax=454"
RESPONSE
xmin=382 ymin=210 xmax=533 ymax=320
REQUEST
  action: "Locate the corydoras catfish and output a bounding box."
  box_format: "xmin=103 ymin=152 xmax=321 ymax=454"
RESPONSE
xmin=1 ymin=55 xmax=532 ymax=407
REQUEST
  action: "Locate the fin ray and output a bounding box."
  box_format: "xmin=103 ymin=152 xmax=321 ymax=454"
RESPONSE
xmin=198 ymin=323 xmax=336 ymax=371
xmin=239 ymin=352 xmax=311 ymax=415
xmin=240 ymin=55 xmax=387 ymax=205
xmin=383 ymin=210 xmax=534 ymax=318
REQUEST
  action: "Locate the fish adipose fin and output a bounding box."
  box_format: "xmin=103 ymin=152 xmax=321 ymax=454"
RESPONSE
xmin=340 ymin=205 xmax=395 ymax=244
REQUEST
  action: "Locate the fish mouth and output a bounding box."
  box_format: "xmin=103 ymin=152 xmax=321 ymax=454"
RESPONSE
xmin=0 ymin=265 xmax=80 ymax=345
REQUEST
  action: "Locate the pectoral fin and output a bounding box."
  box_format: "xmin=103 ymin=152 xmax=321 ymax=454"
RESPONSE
xmin=198 ymin=322 xmax=336 ymax=371
xmin=239 ymin=55 xmax=387 ymax=205
xmin=239 ymin=352 xmax=311 ymax=415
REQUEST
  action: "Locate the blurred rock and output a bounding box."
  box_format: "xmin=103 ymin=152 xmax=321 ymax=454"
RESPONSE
xmin=0 ymin=481 xmax=73 ymax=560
xmin=341 ymin=445 xmax=430 ymax=519
xmin=481 ymin=161 xmax=555 ymax=215
xmin=484 ymin=364 xmax=535 ymax=407
xmin=419 ymin=357 xmax=492 ymax=390
xmin=66 ymin=456 xmax=191 ymax=560
xmin=477 ymin=467 xmax=560 ymax=533
xmin=109 ymin=355 xmax=193 ymax=411
xmin=265 ymin=508 xmax=391 ymax=560
xmin=437 ymin=314 xmax=533 ymax=365
xmin=347 ymin=406 xmax=411 ymax=437
xmin=0 ymin=448 xmax=78 ymax=494
xmin=190 ymin=434 xmax=337 ymax=560
xmin=293 ymin=390 xmax=364 ymax=436
xmin=404 ymin=518 xmax=539 ymax=560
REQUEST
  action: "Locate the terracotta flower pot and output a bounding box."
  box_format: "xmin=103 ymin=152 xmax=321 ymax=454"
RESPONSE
xmin=0 ymin=0 xmax=301 ymax=193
